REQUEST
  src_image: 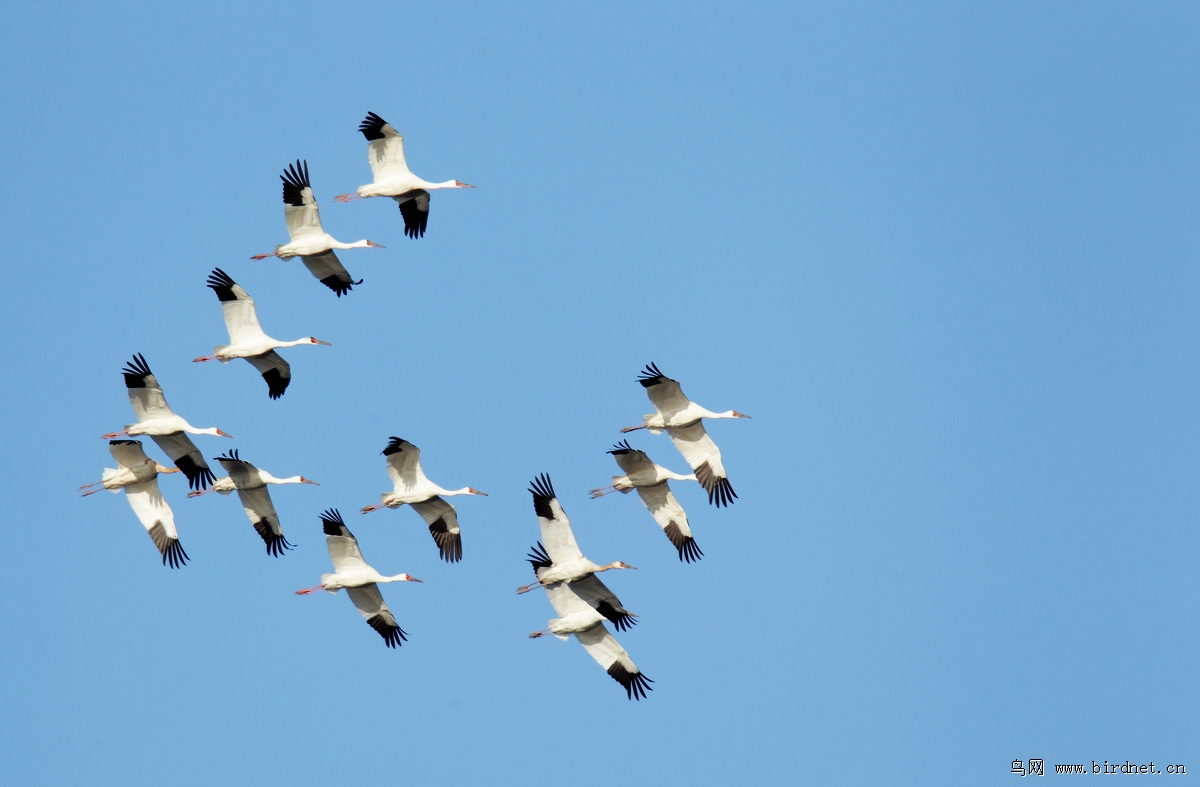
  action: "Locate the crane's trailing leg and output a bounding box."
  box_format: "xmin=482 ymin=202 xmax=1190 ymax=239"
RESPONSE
xmin=620 ymin=425 xmax=647 ymax=434
xmin=101 ymin=431 xmax=127 ymax=439
xmin=333 ymin=193 xmax=361 ymax=203
xmin=250 ymin=252 xmax=278 ymax=260
xmin=295 ymin=584 xmax=326 ymax=595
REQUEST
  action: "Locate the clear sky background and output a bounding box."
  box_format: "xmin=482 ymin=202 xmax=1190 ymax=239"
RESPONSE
xmin=1 ymin=3 xmax=1197 ymax=785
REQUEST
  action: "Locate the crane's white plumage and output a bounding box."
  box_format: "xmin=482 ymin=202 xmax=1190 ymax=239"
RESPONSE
xmin=590 ymin=440 xmax=703 ymax=562
xmin=82 ymin=440 xmax=188 ymax=568
xmin=531 ymin=570 xmax=653 ymax=701
xmin=361 ymin=437 xmax=487 ymax=563
xmin=102 ymin=353 xmax=231 ymax=490
xmin=252 ymin=160 xmax=382 ymax=295
xmin=188 ymin=449 xmax=318 ymax=556
xmin=194 ymin=268 xmax=331 ymax=399
xmin=334 ymin=112 xmax=475 ymax=239
xmin=623 ymin=362 xmax=749 ymax=507
xmin=519 ymin=474 xmax=637 ymax=631
xmin=295 ymin=509 xmax=421 ymax=648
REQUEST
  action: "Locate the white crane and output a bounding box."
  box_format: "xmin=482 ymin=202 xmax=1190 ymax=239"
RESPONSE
xmin=81 ymin=439 xmax=189 ymax=568
xmin=296 ymin=509 xmax=421 ymax=648
xmin=102 ymin=353 xmax=231 ymax=490
xmin=517 ymin=474 xmax=637 ymax=631
xmin=193 ymin=268 xmax=331 ymax=399
xmin=251 ymin=160 xmax=383 ymax=296
xmin=530 ymin=579 xmax=653 ymax=701
xmin=360 ymin=437 xmax=488 ymax=563
xmin=187 ymin=449 xmax=318 ymax=556
xmin=589 ymin=440 xmax=703 ymax=563
xmin=621 ymin=362 xmax=749 ymax=507
xmin=334 ymin=111 xmax=474 ymax=239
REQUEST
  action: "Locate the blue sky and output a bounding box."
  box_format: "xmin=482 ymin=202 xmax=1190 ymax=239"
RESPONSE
xmin=1 ymin=2 xmax=1197 ymax=784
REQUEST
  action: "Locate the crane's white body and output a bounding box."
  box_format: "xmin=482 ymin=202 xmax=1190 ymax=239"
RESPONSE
xmin=253 ymin=160 xmax=379 ymax=296
xmin=590 ymin=441 xmax=703 ymax=562
xmin=189 ymin=450 xmax=318 ymax=556
xmin=623 ymin=363 xmax=748 ymax=507
xmin=361 ymin=437 xmax=487 ymax=563
xmin=82 ymin=440 xmax=189 ymax=568
xmin=296 ymin=510 xmax=420 ymax=648
xmin=103 ymin=353 xmax=230 ymax=490
xmin=194 ymin=268 xmax=330 ymax=399
xmin=335 ymin=112 xmax=474 ymax=239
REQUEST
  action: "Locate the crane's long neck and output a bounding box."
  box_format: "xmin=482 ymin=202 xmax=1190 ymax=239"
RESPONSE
xmin=331 ymin=239 xmax=372 ymax=251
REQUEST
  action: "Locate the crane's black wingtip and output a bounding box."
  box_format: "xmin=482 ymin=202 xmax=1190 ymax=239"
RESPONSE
xmin=367 ymin=614 xmax=408 ymax=648
xmin=607 ymin=663 xmax=653 ymax=700
xmin=320 ymin=508 xmax=348 ymax=536
xmin=526 ymin=541 xmax=552 ymax=574
xmin=528 ymin=474 xmax=557 ymax=519
xmin=608 ymin=439 xmax=635 ymax=455
xmin=636 ymin=362 xmax=667 ymax=387
xmin=359 ymin=111 xmax=389 ymax=141
xmin=382 ymin=436 xmax=411 ymax=456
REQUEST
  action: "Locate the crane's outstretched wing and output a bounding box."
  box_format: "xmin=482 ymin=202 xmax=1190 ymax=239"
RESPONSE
xmin=108 ymin=439 xmax=154 ymax=472
xmin=206 ymin=268 xmax=264 ymax=345
xmin=410 ymin=496 xmax=462 ymax=563
xmin=575 ymin=621 xmax=653 ymax=700
xmin=122 ymin=354 xmax=174 ymax=422
xmin=238 ymin=486 xmax=292 ymax=557
xmin=245 ymin=351 xmax=290 ymax=400
xmin=635 ymin=482 xmax=703 ymax=562
xmin=150 ymin=432 xmax=214 ymax=490
xmin=528 ymin=474 xmax=583 ymax=564
xmin=360 ymin=112 xmax=411 ymax=181
xmin=569 ymin=574 xmax=637 ymax=632
xmin=394 ymin=190 xmax=430 ymax=238
xmin=637 ymin=362 xmax=690 ymax=415
xmin=321 ymin=509 xmax=369 ymax=572
xmin=382 ymin=437 xmax=426 ymax=494
xmin=346 ymin=584 xmax=407 ymax=648
xmin=281 ymin=159 xmax=325 ymax=241
xmin=666 ymin=421 xmax=737 ymax=507
xmin=300 ymin=251 xmax=361 ymax=297
xmin=124 ymin=478 xmax=188 ymax=568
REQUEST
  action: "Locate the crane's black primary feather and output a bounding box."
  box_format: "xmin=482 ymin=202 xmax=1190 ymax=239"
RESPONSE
xmin=281 ymin=159 xmax=310 ymax=207
xmin=664 ymin=522 xmax=703 ymax=563
xmin=528 ymin=474 xmax=557 ymax=519
xmin=367 ymin=614 xmax=407 ymax=648
xmin=358 ymin=111 xmax=389 ymax=141
xmin=695 ymin=462 xmax=737 ymax=507
xmin=526 ymin=542 xmax=552 ymax=576
xmin=148 ymin=522 xmax=189 ymax=569
xmin=214 ymin=449 xmax=244 ymax=464
xmin=121 ymin=353 xmax=153 ymax=388
xmin=382 ymin=436 xmax=411 ymax=456
xmin=398 ymin=194 xmax=428 ymax=238
xmin=175 ymin=454 xmax=215 ymax=491
xmin=636 ymin=362 xmax=668 ymax=387
xmin=607 ymin=663 xmax=653 ymax=701
xmin=320 ymin=508 xmax=351 ymax=538
xmin=206 ymin=268 xmax=238 ymax=301
xmin=261 ymin=368 xmax=289 ymax=400
xmin=608 ymin=440 xmax=636 ymax=456
xmin=428 ymin=518 xmax=462 ymax=563
xmin=320 ymin=274 xmax=362 ymax=297
xmin=252 ymin=517 xmax=294 ymax=557
xmin=596 ymin=598 xmax=638 ymax=632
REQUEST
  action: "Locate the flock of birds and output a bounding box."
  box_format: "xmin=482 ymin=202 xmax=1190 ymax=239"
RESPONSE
xmin=83 ymin=113 xmax=749 ymax=700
